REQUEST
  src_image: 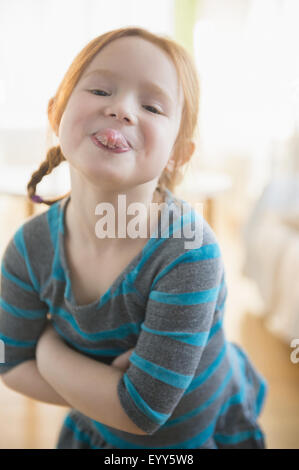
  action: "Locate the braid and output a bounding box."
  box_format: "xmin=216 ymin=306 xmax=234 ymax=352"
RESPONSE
xmin=27 ymin=146 xmax=70 ymax=206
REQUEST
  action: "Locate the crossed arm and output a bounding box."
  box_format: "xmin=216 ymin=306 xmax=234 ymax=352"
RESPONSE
xmin=3 ymin=322 xmax=143 ymax=435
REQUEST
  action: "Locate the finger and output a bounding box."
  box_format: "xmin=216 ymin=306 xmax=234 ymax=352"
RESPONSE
xmin=111 ymin=348 xmax=134 ymax=367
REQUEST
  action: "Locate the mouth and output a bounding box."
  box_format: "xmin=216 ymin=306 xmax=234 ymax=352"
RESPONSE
xmin=91 ymin=128 xmax=132 ymax=154
xmin=90 ymin=135 xmax=131 ymax=154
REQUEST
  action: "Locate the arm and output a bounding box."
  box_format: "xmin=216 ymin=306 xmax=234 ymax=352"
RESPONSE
xmin=1 ymin=359 xmax=71 ymax=407
xmin=116 ymin=232 xmax=224 ymax=435
xmin=1 ymin=345 xmax=133 ymax=406
xmin=0 ymin=223 xmax=73 ymax=407
xmin=36 ymin=324 xmax=145 ymax=435
xmin=36 ymin=236 xmax=223 ymax=436
xmin=0 ymin=228 xmax=71 ymax=408
xmin=0 ymin=224 xmax=142 ymax=425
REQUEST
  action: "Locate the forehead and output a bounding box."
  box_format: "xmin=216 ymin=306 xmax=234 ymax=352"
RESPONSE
xmin=82 ymin=36 xmax=184 ymax=109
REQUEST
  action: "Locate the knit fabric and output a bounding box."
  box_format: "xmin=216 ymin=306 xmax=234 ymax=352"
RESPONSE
xmin=0 ymin=190 xmax=267 ymax=449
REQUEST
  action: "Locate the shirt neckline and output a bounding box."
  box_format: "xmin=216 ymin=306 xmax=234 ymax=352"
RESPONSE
xmin=58 ymin=189 xmax=175 ymax=311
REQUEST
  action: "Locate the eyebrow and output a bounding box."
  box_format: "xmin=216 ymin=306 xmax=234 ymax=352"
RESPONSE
xmin=83 ymin=68 xmax=174 ymax=106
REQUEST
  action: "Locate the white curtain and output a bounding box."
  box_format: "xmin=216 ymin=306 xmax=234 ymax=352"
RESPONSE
xmin=194 ymin=0 xmax=299 ymax=195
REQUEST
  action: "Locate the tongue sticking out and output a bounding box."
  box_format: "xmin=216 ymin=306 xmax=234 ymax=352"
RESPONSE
xmin=94 ymin=128 xmax=130 ymax=149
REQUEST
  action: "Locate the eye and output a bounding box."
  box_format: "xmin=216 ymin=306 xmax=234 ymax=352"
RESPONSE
xmin=90 ymin=89 xmax=110 ymax=96
xmin=88 ymin=90 xmax=162 ymax=114
xmin=143 ymin=105 xmax=162 ymax=115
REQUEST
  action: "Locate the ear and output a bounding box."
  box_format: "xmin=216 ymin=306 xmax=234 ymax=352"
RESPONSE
xmin=166 ymin=141 xmax=195 ymax=171
xmin=48 ymin=97 xmax=59 ymax=137
xmin=181 ymin=141 xmax=195 ymax=165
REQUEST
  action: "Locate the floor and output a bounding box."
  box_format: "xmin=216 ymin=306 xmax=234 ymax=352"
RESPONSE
xmin=0 ymin=194 xmax=298 ymax=449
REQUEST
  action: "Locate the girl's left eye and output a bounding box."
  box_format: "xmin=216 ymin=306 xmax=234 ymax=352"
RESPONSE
xmin=143 ymin=105 xmax=162 ymax=115
xmin=90 ymin=90 xmax=109 ymax=96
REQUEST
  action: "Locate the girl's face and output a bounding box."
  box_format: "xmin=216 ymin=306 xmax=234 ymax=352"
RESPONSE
xmin=58 ymin=36 xmax=184 ymax=192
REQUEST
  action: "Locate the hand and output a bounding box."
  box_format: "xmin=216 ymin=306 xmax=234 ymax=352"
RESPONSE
xmin=111 ymin=348 xmax=134 ymax=373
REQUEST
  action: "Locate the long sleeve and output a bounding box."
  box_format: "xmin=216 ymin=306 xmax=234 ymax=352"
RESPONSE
xmin=117 ymin=235 xmax=224 ymax=435
xmin=0 ymin=226 xmax=48 ymax=375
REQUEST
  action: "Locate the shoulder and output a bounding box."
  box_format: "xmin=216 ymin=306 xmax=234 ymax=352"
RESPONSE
xmin=146 ymin=193 xmax=225 ymax=291
xmin=158 ymin=192 xmax=222 ymax=260
xmin=3 ymin=199 xmax=64 ymax=264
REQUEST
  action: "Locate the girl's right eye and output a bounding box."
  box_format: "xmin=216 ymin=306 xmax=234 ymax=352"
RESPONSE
xmin=90 ymin=90 xmax=109 ymax=96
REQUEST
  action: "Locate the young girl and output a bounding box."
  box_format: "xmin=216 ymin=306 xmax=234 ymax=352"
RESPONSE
xmin=0 ymin=27 xmax=267 ymax=449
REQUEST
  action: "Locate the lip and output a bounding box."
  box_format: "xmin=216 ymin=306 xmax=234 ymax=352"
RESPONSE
xmin=90 ymin=135 xmax=131 ymax=154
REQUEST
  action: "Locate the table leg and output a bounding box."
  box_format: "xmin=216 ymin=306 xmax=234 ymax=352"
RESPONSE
xmin=204 ymin=198 xmax=214 ymax=228
xmin=23 ymin=396 xmax=38 ymax=448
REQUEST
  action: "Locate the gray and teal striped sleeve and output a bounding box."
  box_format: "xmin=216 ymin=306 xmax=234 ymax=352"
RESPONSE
xmin=0 ymin=224 xmax=48 ymax=375
xmin=117 ymin=225 xmax=224 ymax=435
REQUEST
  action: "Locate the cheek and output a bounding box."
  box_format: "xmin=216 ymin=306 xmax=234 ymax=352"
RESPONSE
xmin=59 ymin=106 xmax=85 ymax=153
xmin=143 ymin=126 xmax=175 ymax=175
xmin=58 ymin=113 xmax=73 ymax=156
xmin=144 ymin=122 xmax=173 ymax=152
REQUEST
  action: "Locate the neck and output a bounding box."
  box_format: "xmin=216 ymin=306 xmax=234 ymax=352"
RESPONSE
xmin=65 ymin=171 xmax=165 ymax=254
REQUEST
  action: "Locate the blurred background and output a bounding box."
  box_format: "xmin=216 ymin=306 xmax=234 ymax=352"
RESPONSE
xmin=1 ymin=0 xmax=299 ymax=449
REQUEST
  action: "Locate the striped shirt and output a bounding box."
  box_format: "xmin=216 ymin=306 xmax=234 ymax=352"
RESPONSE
xmin=0 ymin=189 xmax=267 ymax=449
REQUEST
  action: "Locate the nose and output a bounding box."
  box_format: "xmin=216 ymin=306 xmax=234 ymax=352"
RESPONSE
xmin=103 ymin=95 xmax=137 ymax=125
